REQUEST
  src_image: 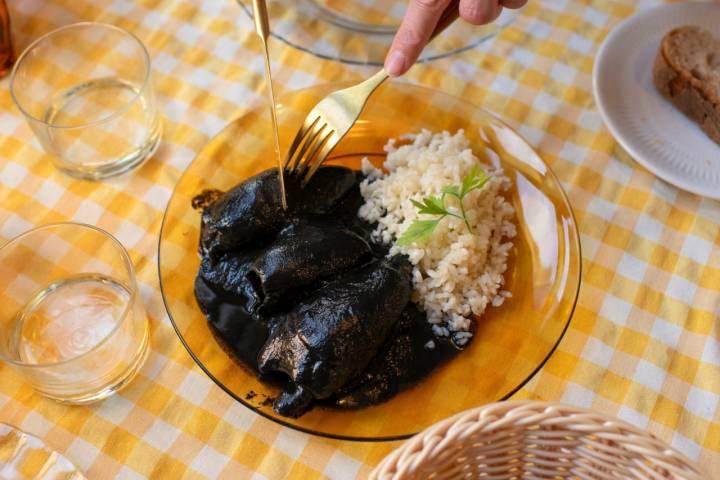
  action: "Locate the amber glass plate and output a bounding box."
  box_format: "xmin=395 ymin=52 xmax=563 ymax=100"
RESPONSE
xmin=159 ymin=82 xmax=581 ymax=441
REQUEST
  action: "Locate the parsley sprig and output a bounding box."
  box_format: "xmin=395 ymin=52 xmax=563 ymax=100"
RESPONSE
xmin=397 ymin=165 xmax=490 ymax=247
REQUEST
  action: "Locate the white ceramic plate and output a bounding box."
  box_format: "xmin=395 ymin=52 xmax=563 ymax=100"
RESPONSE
xmin=593 ymin=2 xmax=720 ymax=199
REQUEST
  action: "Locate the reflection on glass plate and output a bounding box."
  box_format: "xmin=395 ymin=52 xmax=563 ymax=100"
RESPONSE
xmin=238 ymin=0 xmax=516 ymax=65
xmin=0 ymin=423 xmax=84 ymax=479
xmin=159 ymin=82 xmax=581 ymax=441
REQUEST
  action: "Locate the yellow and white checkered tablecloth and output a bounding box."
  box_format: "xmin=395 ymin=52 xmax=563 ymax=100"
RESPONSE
xmin=0 ymin=0 xmax=718 ymax=478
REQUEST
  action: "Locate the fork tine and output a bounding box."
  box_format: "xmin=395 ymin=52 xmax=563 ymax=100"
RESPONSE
xmin=302 ymin=134 xmax=337 ymax=184
xmin=298 ymin=130 xmax=333 ymax=178
xmin=290 ymin=121 xmax=327 ymax=175
xmin=284 ymin=115 xmax=319 ymax=170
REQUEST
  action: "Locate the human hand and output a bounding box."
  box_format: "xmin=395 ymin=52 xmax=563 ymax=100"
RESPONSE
xmin=384 ymin=0 xmax=528 ymax=76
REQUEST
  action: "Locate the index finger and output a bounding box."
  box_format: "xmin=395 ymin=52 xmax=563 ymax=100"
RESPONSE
xmin=385 ymin=0 xmax=452 ymax=77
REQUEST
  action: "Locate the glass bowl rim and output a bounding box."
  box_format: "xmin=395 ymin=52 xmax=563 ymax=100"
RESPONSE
xmin=237 ymin=0 xmax=516 ymax=67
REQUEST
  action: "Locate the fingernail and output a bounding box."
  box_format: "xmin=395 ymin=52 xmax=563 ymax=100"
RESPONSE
xmin=385 ymin=51 xmax=406 ymax=77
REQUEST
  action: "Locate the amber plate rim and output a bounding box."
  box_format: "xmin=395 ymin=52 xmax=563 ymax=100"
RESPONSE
xmin=158 ymin=83 xmax=583 ymax=442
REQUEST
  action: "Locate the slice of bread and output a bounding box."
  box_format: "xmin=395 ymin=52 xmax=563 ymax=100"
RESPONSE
xmin=653 ymin=26 xmax=720 ymax=145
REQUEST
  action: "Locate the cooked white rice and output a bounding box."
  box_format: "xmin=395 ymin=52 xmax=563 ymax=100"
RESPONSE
xmin=358 ymin=130 xmax=516 ymax=343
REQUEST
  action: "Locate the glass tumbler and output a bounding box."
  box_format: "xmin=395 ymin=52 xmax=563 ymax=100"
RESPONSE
xmin=0 ymin=223 xmax=149 ymax=404
xmin=10 ymin=22 xmax=161 ymax=179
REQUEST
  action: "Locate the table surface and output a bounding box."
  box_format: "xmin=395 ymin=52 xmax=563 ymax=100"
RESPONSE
xmin=1 ymin=0 xmax=718 ymax=478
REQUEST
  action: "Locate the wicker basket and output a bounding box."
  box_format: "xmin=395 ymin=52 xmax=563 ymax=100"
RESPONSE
xmin=370 ymin=401 xmax=708 ymax=480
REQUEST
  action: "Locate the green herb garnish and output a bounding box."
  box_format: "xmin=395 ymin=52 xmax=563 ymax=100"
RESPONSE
xmin=397 ymin=165 xmax=490 ymax=247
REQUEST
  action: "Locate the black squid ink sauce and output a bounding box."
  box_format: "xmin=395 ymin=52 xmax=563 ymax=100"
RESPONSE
xmin=193 ymin=167 xmax=469 ymax=418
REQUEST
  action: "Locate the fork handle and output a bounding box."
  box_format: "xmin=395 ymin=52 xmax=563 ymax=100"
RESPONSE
xmin=250 ymin=0 xmax=270 ymax=42
xmin=429 ymin=0 xmax=461 ymax=42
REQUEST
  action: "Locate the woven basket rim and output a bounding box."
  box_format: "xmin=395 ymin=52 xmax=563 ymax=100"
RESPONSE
xmin=370 ymin=400 xmax=709 ymax=480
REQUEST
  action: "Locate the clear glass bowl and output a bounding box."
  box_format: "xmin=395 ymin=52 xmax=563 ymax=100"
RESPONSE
xmin=158 ymin=81 xmax=581 ymax=441
xmin=238 ymin=0 xmax=517 ymax=66
xmin=0 ymin=423 xmax=84 ymax=479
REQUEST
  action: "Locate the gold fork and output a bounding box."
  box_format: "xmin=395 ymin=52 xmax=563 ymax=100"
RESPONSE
xmin=286 ymin=0 xmax=461 ymax=183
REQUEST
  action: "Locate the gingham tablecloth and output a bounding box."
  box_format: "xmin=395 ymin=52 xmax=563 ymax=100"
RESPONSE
xmin=1 ymin=0 xmax=718 ymax=478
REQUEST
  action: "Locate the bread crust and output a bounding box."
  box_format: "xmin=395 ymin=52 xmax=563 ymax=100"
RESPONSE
xmin=652 ymin=27 xmax=720 ymax=145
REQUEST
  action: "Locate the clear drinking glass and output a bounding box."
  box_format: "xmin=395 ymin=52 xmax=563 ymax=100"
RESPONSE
xmin=0 ymin=223 xmax=149 ymax=404
xmin=9 ymin=22 xmax=161 ymax=179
